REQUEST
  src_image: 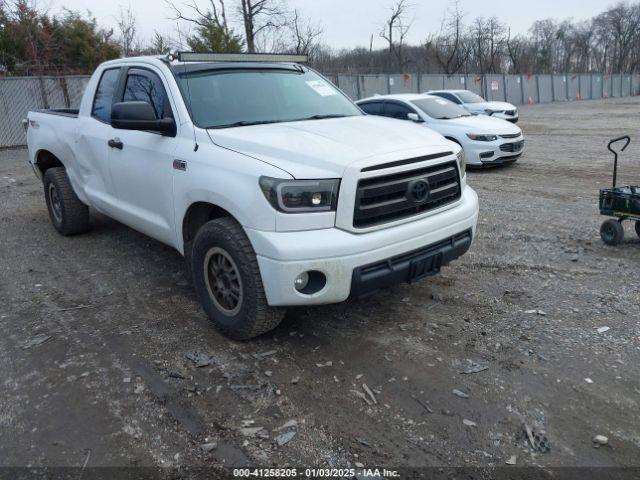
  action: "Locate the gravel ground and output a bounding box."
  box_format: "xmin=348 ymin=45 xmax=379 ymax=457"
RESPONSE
xmin=1 ymin=98 xmax=639 ymax=477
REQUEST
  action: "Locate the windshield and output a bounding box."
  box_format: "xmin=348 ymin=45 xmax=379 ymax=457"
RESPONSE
xmin=411 ymin=97 xmax=472 ymax=119
xmin=176 ymin=68 xmax=362 ymax=128
xmin=456 ymin=90 xmax=486 ymax=104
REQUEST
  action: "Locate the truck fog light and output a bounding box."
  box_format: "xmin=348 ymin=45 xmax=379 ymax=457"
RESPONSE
xmin=294 ymin=272 xmax=310 ymax=291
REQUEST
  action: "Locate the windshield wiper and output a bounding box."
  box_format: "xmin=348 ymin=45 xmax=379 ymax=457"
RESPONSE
xmin=302 ymin=114 xmax=350 ymax=120
xmin=208 ymin=119 xmax=285 ymax=129
xmin=208 ymin=114 xmax=352 ymax=129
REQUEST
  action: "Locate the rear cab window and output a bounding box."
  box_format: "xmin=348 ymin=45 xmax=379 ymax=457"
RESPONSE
xmin=92 ymin=68 xmax=121 ymax=123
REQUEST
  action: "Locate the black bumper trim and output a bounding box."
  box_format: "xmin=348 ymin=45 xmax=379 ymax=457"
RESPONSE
xmin=350 ymin=229 xmax=473 ymax=299
xmin=477 ymin=153 xmax=522 ymax=167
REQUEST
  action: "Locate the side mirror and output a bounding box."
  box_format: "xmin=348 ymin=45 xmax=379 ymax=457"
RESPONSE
xmin=111 ymin=101 xmax=176 ymax=136
xmin=407 ymin=112 xmax=424 ymax=123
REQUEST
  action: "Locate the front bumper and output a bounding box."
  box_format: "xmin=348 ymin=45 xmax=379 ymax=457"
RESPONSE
xmin=350 ymin=229 xmax=472 ymax=298
xmin=246 ymin=186 xmax=479 ymax=306
xmin=493 ymin=113 xmax=519 ymax=123
xmin=465 ymin=138 xmax=525 ymax=166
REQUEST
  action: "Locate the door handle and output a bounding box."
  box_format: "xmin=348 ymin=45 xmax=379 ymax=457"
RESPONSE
xmin=108 ymin=138 xmax=123 ymax=150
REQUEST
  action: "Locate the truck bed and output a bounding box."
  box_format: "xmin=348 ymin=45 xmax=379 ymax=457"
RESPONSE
xmin=34 ymin=108 xmax=79 ymax=118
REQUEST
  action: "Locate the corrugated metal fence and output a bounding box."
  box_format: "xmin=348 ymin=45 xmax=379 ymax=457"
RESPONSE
xmin=325 ymin=73 xmax=640 ymax=105
xmin=2 ymin=73 xmax=639 ymax=148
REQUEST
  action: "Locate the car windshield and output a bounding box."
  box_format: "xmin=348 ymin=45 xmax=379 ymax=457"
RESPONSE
xmin=175 ymin=68 xmax=362 ymax=128
xmin=456 ymin=91 xmax=486 ymax=104
xmin=411 ymin=97 xmax=472 ymax=119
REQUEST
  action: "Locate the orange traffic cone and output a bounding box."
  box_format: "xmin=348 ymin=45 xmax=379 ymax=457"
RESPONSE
xmin=527 ymin=96 xmax=534 ymax=105
xmin=576 ymin=92 xmax=581 ymax=101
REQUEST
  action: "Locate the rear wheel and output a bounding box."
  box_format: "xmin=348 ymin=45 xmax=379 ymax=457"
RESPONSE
xmin=635 ymin=221 xmax=640 ymax=239
xmin=600 ymin=219 xmax=624 ymax=246
xmin=191 ymin=217 xmax=285 ymax=340
xmin=43 ymin=167 xmax=90 ymax=236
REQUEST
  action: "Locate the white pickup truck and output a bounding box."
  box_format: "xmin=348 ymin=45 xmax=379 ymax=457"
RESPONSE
xmin=26 ymin=53 xmax=479 ymax=339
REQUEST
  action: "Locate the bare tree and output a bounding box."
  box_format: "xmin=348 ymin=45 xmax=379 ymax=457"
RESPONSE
xmin=435 ymin=0 xmax=464 ymax=74
xmin=486 ymin=17 xmax=506 ymax=73
xmin=380 ymin=0 xmax=413 ymax=72
xmin=116 ymin=6 xmax=138 ymax=57
xmin=165 ymin=0 xmax=243 ymax=52
xmin=506 ymin=29 xmax=529 ymax=73
xmin=166 ymin=0 xmax=233 ymax=42
xmin=596 ymin=2 xmax=640 ymax=73
xmin=286 ymin=9 xmax=323 ymax=57
xmin=146 ymin=31 xmax=173 ymax=54
xmin=572 ymin=21 xmax=594 ymax=72
xmin=239 ymin=0 xmax=287 ymax=53
xmin=529 ymin=19 xmax=557 ymax=73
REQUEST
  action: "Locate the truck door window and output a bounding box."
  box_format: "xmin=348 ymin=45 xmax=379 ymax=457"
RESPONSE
xmin=123 ymin=69 xmax=172 ymax=119
xmin=92 ymin=68 xmax=121 ymax=123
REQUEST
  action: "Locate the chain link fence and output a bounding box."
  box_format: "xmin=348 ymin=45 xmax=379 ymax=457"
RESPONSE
xmin=0 ymin=75 xmax=90 ymax=148
xmin=2 ymin=72 xmax=640 ymax=148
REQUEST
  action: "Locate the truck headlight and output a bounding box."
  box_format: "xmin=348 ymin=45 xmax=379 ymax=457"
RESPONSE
xmin=467 ymin=134 xmax=498 ymax=141
xmin=259 ymin=177 xmax=340 ymax=213
xmin=456 ymin=149 xmax=466 ymax=177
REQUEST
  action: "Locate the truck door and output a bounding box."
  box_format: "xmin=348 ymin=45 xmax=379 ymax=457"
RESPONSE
xmin=107 ymin=67 xmax=178 ymax=247
xmin=78 ymin=67 xmax=122 ymax=214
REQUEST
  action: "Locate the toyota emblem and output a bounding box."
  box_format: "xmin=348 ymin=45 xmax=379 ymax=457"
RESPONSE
xmin=407 ymin=179 xmax=430 ymax=204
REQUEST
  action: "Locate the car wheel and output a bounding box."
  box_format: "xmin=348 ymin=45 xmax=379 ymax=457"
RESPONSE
xmin=600 ymin=219 xmax=624 ymax=246
xmin=43 ymin=167 xmax=90 ymax=236
xmin=191 ymin=217 xmax=285 ymax=340
xmin=635 ymin=221 xmax=640 ymax=239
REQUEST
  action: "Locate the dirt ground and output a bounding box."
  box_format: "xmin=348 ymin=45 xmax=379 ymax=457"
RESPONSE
xmin=1 ymin=97 xmax=639 ymax=477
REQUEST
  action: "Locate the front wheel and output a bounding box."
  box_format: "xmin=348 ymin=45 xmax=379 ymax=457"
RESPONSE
xmin=191 ymin=217 xmax=285 ymax=340
xmin=600 ymin=219 xmax=624 ymax=246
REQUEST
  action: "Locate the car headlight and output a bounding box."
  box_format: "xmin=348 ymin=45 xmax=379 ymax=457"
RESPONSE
xmin=456 ymin=149 xmax=466 ymax=177
xmin=467 ymin=133 xmax=498 ymax=142
xmin=259 ymin=177 xmax=339 ymax=213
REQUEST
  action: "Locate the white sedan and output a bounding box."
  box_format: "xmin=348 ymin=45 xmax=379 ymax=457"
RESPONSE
xmin=356 ymin=94 xmax=524 ymax=167
xmin=427 ymin=89 xmax=519 ymax=123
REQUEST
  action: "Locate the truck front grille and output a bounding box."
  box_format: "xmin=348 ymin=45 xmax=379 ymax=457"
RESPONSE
xmin=500 ymin=140 xmax=524 ymax=152
xmin=353 ymin=161 xmax=461 ymax=228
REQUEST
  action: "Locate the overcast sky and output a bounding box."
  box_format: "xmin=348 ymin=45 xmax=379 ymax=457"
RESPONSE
xmin=48 ymin=0 xmax=614 ymax=49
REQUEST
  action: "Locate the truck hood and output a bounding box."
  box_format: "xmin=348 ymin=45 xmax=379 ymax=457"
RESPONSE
xmin=207 ymin=115 xmax=454 ymax=178
xmin=436 ymin=115 xmax=522 ymax=135
xmin=465 ymin=101 xmax=516 ymax=113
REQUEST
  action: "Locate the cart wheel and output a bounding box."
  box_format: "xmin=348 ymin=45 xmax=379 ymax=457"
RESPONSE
xmin=635 ymin=221 xmax=640 ymax=239
xmin=600 ymin=219 xmax=624 ymax=246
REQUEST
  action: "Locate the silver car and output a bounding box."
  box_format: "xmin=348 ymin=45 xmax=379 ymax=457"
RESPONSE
xmin=426 ymin=89 xmax=519 ymax=123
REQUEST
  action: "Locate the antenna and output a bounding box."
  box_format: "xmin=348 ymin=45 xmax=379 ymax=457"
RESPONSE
xmin=177 ymin=52 xmax=199 ymax=152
